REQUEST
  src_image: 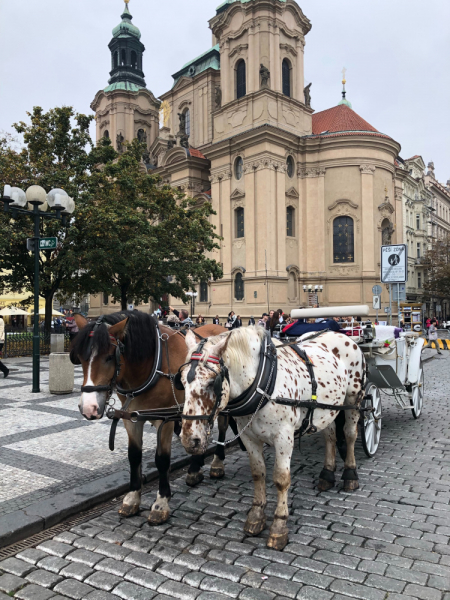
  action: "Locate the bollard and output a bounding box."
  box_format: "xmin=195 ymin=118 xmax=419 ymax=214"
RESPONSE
xmin=49 ymin=353 xmax=74 ymax=395
xmin=50 ymin=334 xmax=65 ymax=354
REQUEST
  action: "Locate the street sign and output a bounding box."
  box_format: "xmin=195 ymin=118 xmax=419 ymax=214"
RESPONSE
xmin=39 ymin=237 xmax=58 ymax=250
xmin=392 ymin=283 xmax=407 ymax=302
xmin=128 ymin=304 xmax=134 ymax=311
xmin=373 ymin=296 xmax=381 ymax=310
xmin=372 ymin=285 xmax=382 ymax=296
xmin=381 ymin=245 xmax=408 ymax=283
xmin=384 ymin=307 xmax=391 ymax=314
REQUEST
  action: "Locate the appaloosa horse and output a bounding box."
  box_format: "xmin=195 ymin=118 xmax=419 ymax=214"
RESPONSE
xmin=71 ymin=311 xmax=227 ymax=525
xmin=179 ymin=326 xmax=366 ymax=550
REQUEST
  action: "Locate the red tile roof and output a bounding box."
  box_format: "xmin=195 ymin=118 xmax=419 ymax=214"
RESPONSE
xmin=312 ymin=104 xmax=379 ymax=136
xmin=189 ymin=147 xmax=207 ymax=160
xmin=406 ymin=155 xmax=421 ymax=161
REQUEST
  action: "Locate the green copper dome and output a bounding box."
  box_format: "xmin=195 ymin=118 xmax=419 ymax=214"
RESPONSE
xmin=112 ymin=5 xmax=141 ymax=40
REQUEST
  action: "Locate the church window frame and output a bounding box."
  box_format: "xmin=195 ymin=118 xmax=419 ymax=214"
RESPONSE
xmin=113 ymin=51 xmax=119 ymax=69
xmin=234 ymin=156 xmax=243 ymax=180
xmin=236 ymin=60 xmax=247 ymax=99
xmin=131 ymin=50 xmax=137 ymax=69
xmin=121 ymin=49 xmax=127 ymax=66
xmin=235 ymin=207 xmax=245 ymax=239
xmin=234 ymin=272 xmax=244 ymax=301
xmin=282 ymin=58 xmax=292 ymax=97
xmin=333 ymin=216 xmax=355 ymax=263
xmin=199 ymin=281 xmax=208 ymax=303
xmin=103 ymin=130 xmax=110 ymax=139
xmin=286 ymin=206 xmax=295 ymax=237
xmin=286 ymin=155 xmax=295 ymax=178
xmin=183 ymin=108 xmax=191 ymax=137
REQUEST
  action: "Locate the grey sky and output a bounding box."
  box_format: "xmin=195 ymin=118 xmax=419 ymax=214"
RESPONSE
xmin=1 ymin=0 xmax=449 ymax=182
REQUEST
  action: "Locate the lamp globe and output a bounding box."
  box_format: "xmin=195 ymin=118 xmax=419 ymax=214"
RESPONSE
xmin=26 ymin=185 xmax=47 ymax=205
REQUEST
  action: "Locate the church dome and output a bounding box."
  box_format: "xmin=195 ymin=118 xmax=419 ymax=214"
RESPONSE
xmin=112 ymin=4 xmax=141 ymax=40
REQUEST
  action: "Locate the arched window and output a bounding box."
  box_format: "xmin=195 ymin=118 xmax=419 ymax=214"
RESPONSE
xmin=235 ymin=207 xmax=244 ymax=238
xmin=200 ymin=281 xmax=208 ymax=303
xmin=121 ymin=49 xmax=127 ymax=66
xmin=113 ymin=51 xmax=118 ymax=68
xmin=286 ymin=155 xmax=295 ymax=178
xmin=236 ymin=60 xmax=246 ymax=99
xmin=103 ymin=130 xmax=110 ymax=139
xmin=235 ymin=273 xmax=244 ymax=301
xmin=103 ymin=293 xmax=109 ymax=305
xmin=131 ymin=51 xmax=137 ymax=69
xmin=282 ymin=59 xmax=291 ymax=97
xmin=333 ymin=216 xmax=354 ymax=263
xmin=234 ymin=156 xmax=243 ymax=180
xmin=286 ymin=206 xmax=295 ymax=237
xmin=184 ymin=109 xmax=191 ymax=137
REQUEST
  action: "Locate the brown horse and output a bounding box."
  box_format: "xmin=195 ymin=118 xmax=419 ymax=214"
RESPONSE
xmin=71 ymin=311 xmax=227 ymax=525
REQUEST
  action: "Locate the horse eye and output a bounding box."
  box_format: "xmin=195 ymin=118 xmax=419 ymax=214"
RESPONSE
xmin=105 ymin=355 xmax=114 ymax=363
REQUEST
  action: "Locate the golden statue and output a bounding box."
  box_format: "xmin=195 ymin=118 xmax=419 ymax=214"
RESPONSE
xmin=160 ymin=101 xmax=171 ymax=128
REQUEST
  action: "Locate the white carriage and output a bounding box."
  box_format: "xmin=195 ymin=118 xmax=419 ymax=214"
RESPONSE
xmin=288 ymin=305 xmax=425 ymax=458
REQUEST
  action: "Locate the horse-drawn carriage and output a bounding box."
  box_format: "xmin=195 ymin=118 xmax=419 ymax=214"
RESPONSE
xmin=286 ymin=305 xmax=425 ymax=458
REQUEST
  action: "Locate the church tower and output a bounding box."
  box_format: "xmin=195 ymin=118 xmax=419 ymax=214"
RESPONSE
xmin=91 ymin=0 xmax=160 ymax=156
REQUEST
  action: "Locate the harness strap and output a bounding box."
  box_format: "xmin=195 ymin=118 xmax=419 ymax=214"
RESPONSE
xmin=109 ymin=394 xmax=134 ymax=451
xmin=284 ymin=344 xmax=318 ymax=435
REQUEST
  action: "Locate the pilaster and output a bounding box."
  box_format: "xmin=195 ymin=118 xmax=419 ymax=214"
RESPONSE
xmin=360 ymin=164 xmax=376 ymax=276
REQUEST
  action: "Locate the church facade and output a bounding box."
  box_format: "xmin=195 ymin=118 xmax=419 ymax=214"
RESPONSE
xmin=91 ymin=0 xmax=404 ymax=318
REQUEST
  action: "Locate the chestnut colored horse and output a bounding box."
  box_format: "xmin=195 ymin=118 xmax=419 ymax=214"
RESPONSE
xmin=71 ymin=311 xmax=227 ymax=525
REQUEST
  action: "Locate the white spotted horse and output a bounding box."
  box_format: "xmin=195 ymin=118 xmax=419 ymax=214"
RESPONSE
xmin=178 ymin=326 xmax=366 ymax=550
xmin=70 ymin=311 xmax=230 ymax=525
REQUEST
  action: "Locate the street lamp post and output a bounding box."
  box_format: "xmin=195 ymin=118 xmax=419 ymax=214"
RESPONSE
xmin=1 ymin=185 xmax=75 ymax=393
xmin=186 ymin=291 xmax=198 ymax=319
xmin=303 ymin=284 xmax=323 ymax=307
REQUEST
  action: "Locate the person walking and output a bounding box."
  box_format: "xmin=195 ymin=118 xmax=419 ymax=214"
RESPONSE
xmin=0 ymin=317 xmax=9 ymax=379
xmin=213 ymin=315 xmax=220 ymax=325
xmin=428 ymin=318 xmax=442 ymax=355
xmin=226 ymin=311 xmax=236 ymax=329
xmin=248 ymin=316 xmax=255 ymax=326
xmin=235 ymin=315 xmax=242 ymax=328
xmin=196 ymin=314 xmax=205 ymax=325
xmin=65 ymin=312 xmax=79 ymax=342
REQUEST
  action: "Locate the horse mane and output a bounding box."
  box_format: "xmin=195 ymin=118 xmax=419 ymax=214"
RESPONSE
xmin=205 ymin=326 xmax=266 ymax=372
xmin=70 ymin=310 xmax=158 ymax=365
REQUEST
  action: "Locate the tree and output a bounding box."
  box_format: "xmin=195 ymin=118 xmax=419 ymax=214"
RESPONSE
xmin=69 ymin=137 xmax=222 ymax=310
xmin=423 ymin=233 xmax=450 ymax=302
xmin=0 ymin=106 xmax=94 ymax=331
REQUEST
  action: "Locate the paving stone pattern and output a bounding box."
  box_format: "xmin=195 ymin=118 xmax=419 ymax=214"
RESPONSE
xmin=1 ymin=352 xmax=449 ymax=598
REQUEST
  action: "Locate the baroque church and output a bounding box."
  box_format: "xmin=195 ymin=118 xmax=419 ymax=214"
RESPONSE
xmin=90 ymin=0 xmax=402 ymax=318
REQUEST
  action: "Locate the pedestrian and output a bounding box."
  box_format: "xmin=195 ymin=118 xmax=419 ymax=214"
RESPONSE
xmin=0 ymin=317 xmax=9 ymax=379
xmin=266 ymin=309 xmax=275 ymax=331
xmin=213 ymin=315 xmax=220 ymax=325
xmin=169 ymin=306 xmax=193 ymax=326
xmin=65 ymin=312 xmax=79 ymax=342
xmin=248 ymin=316 xmax=255 ymax=326
xmin=258 ymin=314 xmax=268 ymax=327
xmin=196 ymin=314 xmax=205 ymax=325
xmin=226 ymin=311 xmax=236 ymax=329
xmin=235 ymin=315 xmax=242 ymax=328
xmin=428 ymin=318 xmax=442 ymax=355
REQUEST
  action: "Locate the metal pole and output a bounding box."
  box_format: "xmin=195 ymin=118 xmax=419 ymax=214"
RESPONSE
xmin=265 ymin=250 xmax=269 ymax=314
xmin=389 ymin=284 xmax=393 ymax=327
xmin=32 ymin=205 xmax=40 ymax=393
xmin=398 ymin=283 xmax=401 ymax=327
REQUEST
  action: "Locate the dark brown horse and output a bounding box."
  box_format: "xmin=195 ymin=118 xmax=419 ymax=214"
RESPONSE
xmin=71 ymin=311 xmax=227 ymax=525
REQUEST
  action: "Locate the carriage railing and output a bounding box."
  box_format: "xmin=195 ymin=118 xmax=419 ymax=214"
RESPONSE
xmin=2 ymin=332 xmax=71 ymax=358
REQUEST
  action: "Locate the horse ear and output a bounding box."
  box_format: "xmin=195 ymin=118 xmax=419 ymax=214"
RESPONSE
xmin=210 ymin=333 xmax=231 ymax=358
xmin=185 ymin=330 xmax=198 ymax=353
xmin=108 ymin=318 xmax=129 ymax=340
xmin=74 ymin=314 xmax=88 ymax=330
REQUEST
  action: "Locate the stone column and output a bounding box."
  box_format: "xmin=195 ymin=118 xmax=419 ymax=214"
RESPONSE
xmin=221 ymin=40 xmax=231 ymax=104
xmin=360 ymin=164 xmax=376 ymax=276
xmin=296 ymin=37 xmax=305 ymax=103
xmin=273 ymin=25 xmax=281 ymax=93
xmin=256 ymin=165 xmax=273 ymax=275
xmin=248 ymin=24 xmax=256 ymax=93
xmin=305 ymin=168 xmax=326 ymax=274
xmin=244 ymin=165 xmax=256 ymax=276
xmin=221 ymin=174 xmax=232 ymax=277
xmin=276 ymin=166 xmax=286 ymax=273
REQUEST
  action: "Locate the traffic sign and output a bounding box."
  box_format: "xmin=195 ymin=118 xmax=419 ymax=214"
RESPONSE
xmin=39 ymin=237 xmax=58 ymax=250
xmin=384 ymin=307 xmax=391 ymax=314
xmin=373 ymin=296 xmax=381 ymax=310
xmin=372 ymin=285 xmax=382 ymax=296
xmin=381 ymin=245 xmax=408 ymax=283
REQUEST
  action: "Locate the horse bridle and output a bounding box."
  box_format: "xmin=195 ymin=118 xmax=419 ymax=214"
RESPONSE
xmin=175 ymin=339 xmax=230 ymax=427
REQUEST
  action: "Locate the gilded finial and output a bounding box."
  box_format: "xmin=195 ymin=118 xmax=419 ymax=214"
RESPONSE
xmin=342 ymin=67 xmax=347 ymax=85
xmin=124 ymin=0 xmax=130 ymax=4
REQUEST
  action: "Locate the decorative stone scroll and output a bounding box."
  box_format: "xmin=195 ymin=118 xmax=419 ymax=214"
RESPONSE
xmin=360 ymin=164 xmax=376 ymax=175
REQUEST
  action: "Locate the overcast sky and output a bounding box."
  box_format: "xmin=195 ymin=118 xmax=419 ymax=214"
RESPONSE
xmin=0 ymin=0 xmax=449 ymax=182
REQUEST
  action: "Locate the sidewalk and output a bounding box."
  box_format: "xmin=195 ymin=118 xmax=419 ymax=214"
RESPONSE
xmin=0 ymin=357 xmax=229 ymax=547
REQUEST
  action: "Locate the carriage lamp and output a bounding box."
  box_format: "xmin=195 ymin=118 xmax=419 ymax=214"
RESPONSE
xmin=1 ymin=184 xmax=76 ymax=393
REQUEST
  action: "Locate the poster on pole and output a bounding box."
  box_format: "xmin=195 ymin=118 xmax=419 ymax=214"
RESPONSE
xmin=381 ymin=244 xmax=408 ymax=283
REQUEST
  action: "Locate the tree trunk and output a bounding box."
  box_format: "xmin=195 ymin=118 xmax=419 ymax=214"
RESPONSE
xmin=45 ymin=295 xmax=53 ymax=334
xmin=121 ymin=284 xmax=129 ymax=311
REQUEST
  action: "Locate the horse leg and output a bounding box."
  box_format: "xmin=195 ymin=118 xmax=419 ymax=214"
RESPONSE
xmin=210 ymin=414 xmax=227 ymax=479
xmin=342 ymin=408 xmax=360 ymax=492
xmin=243 ymin=435 xmax=267 ymax=537
xmin=186 ymin=454 xmax=205 ymax=487
xmin=148 ymin=420 xmax=174 ymax=525
xmin=318 ymin=421 xmax=337 ymax=492
xmin=119 ymin=420 xmax=144 ymax=517
xmin=267 ymin=433 xmax=293 ymax=551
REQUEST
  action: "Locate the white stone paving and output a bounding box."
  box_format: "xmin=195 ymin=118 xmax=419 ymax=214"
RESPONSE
xmin=0 ymin=464 xmax=59 ymax=502
xmin=0 ymin=407 xmax=75 ymax=438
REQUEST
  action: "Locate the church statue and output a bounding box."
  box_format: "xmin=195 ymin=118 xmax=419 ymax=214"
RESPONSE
xmin=142 ymin=150 xmax=150 ymax=164
xmin=215 ymin=86 xmax=222 ymax=109
xmin=167 ymin=139 xmax=176 ymax=150
xmin=178 ymin=112 xmax=186 ymax=135
xmin=260 ymin=64 xmax=270 ymax=88
xmin=116 ymin=132 xmax=125 ymax=153
xmin=382 ymin=222 xmax=394 ymax=245
xmin=160 ymin=100 xmax=171 ymax=128
xmin=180 ymin=135 xmax=189 ymax=149
xmin=137 ymin=129 xmax=147 ymax=145
xmin=304 ymin=83 xmax=312 ymax=107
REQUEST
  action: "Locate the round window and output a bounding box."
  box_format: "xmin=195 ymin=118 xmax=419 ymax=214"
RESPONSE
xmin=286 ymin=155 xmax=295 ymax=178
xmin=235 ymin=156 xmax=244 ymax=180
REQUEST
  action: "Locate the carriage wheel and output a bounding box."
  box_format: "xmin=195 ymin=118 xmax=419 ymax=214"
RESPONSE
xmin=410 ymin=364 xmax=424 ymax=420
xmin=360 ymin=382 xmax=382 ymax=458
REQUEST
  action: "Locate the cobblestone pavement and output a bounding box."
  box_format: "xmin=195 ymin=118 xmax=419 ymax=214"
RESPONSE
xmin=1 ymin=352 xmax=449 ymax=599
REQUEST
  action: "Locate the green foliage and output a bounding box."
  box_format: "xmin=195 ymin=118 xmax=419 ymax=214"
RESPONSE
xmin=423 ymin=234 xmax=450 ymax=300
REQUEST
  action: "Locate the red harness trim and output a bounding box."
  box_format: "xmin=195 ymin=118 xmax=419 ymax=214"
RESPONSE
xmin=191 ymin=353 xmax=220 ymax=365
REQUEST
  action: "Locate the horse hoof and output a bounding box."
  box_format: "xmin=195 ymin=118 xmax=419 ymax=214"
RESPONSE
xmin=344 ymin=480 xmax=360 ymax=492
xmin=317 ymin=479 xmax=335 ymax=492
xmin=186 ymin=471 xmax=204 ymax=487
xmin=267 ymin=531 xmax=289 ymax=551
xmin=118 ymin=504 xmax=140 ymax=518
xmin=148 ymin=510 xmax=170 ymax=526
xmin=244 ymin=518 xmax=266 ymax=537
xmin=210 ymin=467 xmax=225 ymax=480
